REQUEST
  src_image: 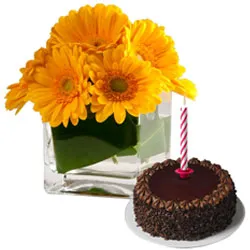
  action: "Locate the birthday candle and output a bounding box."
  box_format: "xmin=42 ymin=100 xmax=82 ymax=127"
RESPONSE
xmin=180 ymin=98 xmax=188 ymax=171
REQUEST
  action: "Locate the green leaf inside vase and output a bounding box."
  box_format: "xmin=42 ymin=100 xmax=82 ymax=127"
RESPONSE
xmin=138 ymin=115 xmax=171 ymax=160
xmin=52 ymin=114 xmax=138 ymax=173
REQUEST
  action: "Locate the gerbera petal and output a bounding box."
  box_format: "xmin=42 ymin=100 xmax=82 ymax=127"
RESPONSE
xmin=79 ymin=106 xmax=88 ymax=120
xmin=63 ymin=104 xmax=71 ymax=120
xmin=103 ymin=49 xmax=114 ymax=69
xmin=63 ymin=118 xmax=69 ymax=128
xmin=70 ymin=97 xmax=78 ymax=112
xmin=113 ymin=102 xmax=126 ymax=124
xmin=98 ymin=95 xmax=108 ymax=104
xmin=50 ymin=118 xmax=62 ymax=128
xmin=78 ymin=97 xmax=85 ymax=114
xmin=70 ymin=115 xmax=79 ymax=126
xmin=52 ymin=47 xmax=69 ymax=68
xmin=15 ymin=103 xmax=26 ymax=115
xmin=33 ymin=71 xmax=52 ymax=86
xmin=172 ymin=79 xmax=197 ymax=100
xmin=91 ymin=104 xmax=103 ymax=113
xmin=40 ymin=100 xmax=57 ymax=114
xmin=113 ymin=45 xmax=126 ymax=63
xmin=103 ymin=102 xmax=113 ymax=116
xmin=120 ymin=57 xmax=138 ymax=75
xmin=91 ymin=94 xmax=100 ymax=105
xmin=131 ymin=21 xmax=146 ymax=45
xmin=96 ymin=109 xmax=111 ymax=123
xmin=51 ymin=103 xmax=63 ymax=122
xmin=122 ymin=101 xmax=133 ymax=110
xmin=7 ymin=83 xmax=19 ymax=89
xmin=5 ymin=81 xmax=29 ymax=113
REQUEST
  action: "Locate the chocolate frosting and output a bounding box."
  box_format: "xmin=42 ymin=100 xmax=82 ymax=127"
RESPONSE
xmin=149 ymin=164 xmax=219 ymax=201
xmin=135 ymin=158 xmax=235 ymax=211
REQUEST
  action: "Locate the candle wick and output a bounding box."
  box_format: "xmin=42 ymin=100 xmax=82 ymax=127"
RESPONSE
xmin=183 ymin=96 xmax=186 ymax=106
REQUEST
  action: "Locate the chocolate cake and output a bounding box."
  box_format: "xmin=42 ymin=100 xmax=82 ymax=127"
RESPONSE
xmin=133 ymin=158 xmax=237 ymax=241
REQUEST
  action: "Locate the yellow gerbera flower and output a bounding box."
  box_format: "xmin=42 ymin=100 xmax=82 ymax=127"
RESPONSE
xmin=47 ymin=4 xmax=130 ymax=53
xmin=130 ymin=20 xmax=184 ymax=79
xmin=5 ymin=79 xmax=28 ymax=114
xmin=89 ymin=45 xmax=167 ymax=124
xmin=21 ymin=48 xmax=49 ymax=83
xmin=129 ymin=19 xmax=197 ymax=99
xmin=29 ymin=46 xmax=91 ymax=128
xmin=5 ymin=47 xmax=49 ymax=114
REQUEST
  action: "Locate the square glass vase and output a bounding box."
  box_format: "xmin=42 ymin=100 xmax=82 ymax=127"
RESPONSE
xmin=44 ymin=93 xmax=172 ymax=197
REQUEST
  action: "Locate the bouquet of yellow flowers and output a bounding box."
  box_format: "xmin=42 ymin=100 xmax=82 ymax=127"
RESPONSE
xmin=5 ymin=4 xmax=197 ymax=195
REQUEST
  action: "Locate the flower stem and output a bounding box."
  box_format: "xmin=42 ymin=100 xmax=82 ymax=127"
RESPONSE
xmin=112 ymin=155 xmax=119 ymax=164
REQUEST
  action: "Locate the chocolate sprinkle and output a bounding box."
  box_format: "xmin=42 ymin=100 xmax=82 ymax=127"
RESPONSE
xmin=133 ymin=158 xmax=237 ymax=241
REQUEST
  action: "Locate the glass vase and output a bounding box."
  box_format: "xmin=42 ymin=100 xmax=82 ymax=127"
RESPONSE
xmin=44 ymin=92 xmax=172 ymax=197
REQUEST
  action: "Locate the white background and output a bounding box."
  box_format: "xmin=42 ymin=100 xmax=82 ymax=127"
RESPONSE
xmin=0 ymin=0 xmax=249 ymax=249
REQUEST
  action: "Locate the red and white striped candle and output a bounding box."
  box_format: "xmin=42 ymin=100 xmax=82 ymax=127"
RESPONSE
xmin=180 ymin=99 xmax=188 ymax=170
xmin=175 ymin=97 xmax=193 ymax=179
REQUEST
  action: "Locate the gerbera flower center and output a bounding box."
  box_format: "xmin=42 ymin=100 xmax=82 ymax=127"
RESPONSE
xmin=62 ymin=78 xmax=74 ymax=93
xmin=110 ymin=78 xmax=128 ymax=93
xmin=55 ymin=70 xmax=80 ymax=105
xmin=90 ymin=38 xmax=106 ymax=47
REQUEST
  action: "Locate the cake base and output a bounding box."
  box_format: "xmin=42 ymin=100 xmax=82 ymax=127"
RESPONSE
xmin=125 ymin=198 xmax=244 ymax=248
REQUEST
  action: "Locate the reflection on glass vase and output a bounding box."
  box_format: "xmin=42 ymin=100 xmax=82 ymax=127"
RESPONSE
xmin=44 ymin=92 xmax=171 ymax=197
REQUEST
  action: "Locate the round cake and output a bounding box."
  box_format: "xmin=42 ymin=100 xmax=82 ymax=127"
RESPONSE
xmin=133 ymin=158 xmax=237 ymax=241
